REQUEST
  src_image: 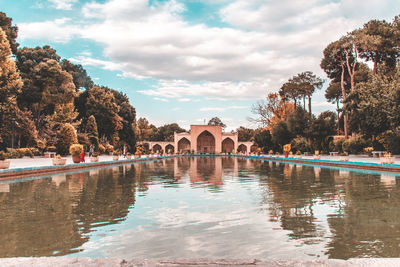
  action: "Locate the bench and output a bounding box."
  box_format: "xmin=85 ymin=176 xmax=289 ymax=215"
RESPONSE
xmin=371 ymin=151 xmax=385 ymax=158
xmin=44 ymin=152 xmax=56 ymax=158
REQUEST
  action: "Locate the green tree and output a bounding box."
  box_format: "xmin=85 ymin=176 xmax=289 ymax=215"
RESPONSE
xmin=253 ymin=129 xmax=273 ymax=152
xmin=208 ymin=117 xmax=226 ymax=130
xmin=0 ymin=12 xmax=19 ymax=54
xmin=86 ymin=115 xmax=99 ymax=146
xmin=272 ymin=121 xmax=292 ymax=149
xmin=237 ymin=126 xmax=255 ymax=141
xmin=61 ymin=59 xmax=94 ymax=90
xmin=56 ymin=123 xmax=78 ymax=155
xmin=149 ymin=123 xmax=186 ymax=141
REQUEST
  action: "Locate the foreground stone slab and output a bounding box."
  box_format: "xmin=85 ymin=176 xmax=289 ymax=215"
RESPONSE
xmin=1 ymin=258 xmax=400 ymax=267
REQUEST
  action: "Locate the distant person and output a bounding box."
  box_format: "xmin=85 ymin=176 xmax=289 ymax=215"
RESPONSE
xmin=80 ymin=150 xmax=85 ymax=162
xmin=89 ymin=144 xmax=94 ymax=157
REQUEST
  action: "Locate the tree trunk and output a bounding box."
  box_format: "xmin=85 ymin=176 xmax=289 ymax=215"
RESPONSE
xmin=340 ymin=59 xmax=348 ymax=139
xmin=303 ymin=96 xmax=306 ymax=110
xmin=308 ymin=95 xmax=312 ymax=115
xmin=336 ymin=100 xmax=340 ymax=135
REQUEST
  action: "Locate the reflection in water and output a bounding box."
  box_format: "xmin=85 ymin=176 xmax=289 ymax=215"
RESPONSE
xmin=0 ymin=157 xmax=400 ymax=259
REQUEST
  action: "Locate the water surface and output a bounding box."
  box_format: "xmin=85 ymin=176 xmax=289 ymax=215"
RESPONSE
xmin=1 ymin=156 xmax=400 ymax=259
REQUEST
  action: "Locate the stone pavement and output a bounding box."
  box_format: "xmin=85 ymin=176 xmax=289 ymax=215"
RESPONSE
xmin=1 ymin=257 xmax=400 ymax=266
xmin=3 ymin=154 xmax=397 ymax=170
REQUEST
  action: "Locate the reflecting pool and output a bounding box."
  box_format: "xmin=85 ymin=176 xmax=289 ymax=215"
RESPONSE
xmin=1 ymin=156 xmax=400 ymax=259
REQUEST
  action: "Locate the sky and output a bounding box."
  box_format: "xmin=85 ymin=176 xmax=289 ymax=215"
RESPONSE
xmin=1 ymin=0 xmax=399 ymax=131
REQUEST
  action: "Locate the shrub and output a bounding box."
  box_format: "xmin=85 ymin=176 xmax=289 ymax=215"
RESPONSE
xmin=98 ymin=144 xmax=106 ymax=154
xmin=29 ymin=147 xmax=41 ymax=156
xmin=342 ymin=136 xmax=369 ymax=154
xmin=57 ymin=123 xmax=78 ymax=155
xmin=77 ymin=133 xmax=90 ymax=150
xmin=378 ymin=131 xmax=400 ymax=154
xmin=92 ymin=151 xmax=99 ymax=157
xmin=106 ymin=144 xmax=114 ymax=153
xmin=69 ymin=144 xmax=83 ymax=156
xmin=291 ymin=136 xmax=311 ymax=153
xmin=46 ymin=146 xmax=56 ymax=152
xmin=113 ymin=151 xmax=119 ymax=156
xmin=0 ymin=151 xmax=7 ymax=160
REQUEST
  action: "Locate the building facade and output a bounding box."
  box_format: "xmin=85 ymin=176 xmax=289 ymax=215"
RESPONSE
xmin=144 ymin=125 xmax=255 ymax=154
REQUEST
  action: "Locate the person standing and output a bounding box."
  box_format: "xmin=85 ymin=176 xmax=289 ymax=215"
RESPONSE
xmin=89 ymin=144 xmax=94 ymax=157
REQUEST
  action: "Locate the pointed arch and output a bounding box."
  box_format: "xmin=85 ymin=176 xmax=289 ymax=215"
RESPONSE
xmin=197 ymin=130 xmax=215 ymax=153
xmin=165 ymin=144 xmax=174 ymax=154
xmin=222 ymin=137 xmax=234 ymax=153
xmin=178 ymin=137 xmax=191 ymax=153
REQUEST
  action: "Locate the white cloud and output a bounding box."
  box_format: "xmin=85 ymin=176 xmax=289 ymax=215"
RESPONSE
xmin=18 ymin=0 xmax=400 ymax=102
xmin=48 ymin=0 xmax=78 ymax=10
xmin=153 ymin=97 xmax=169 ymax=102
xmin=199 ymin=106 xmax=247 ymax=112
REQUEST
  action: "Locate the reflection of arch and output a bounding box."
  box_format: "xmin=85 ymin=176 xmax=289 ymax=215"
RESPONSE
xmin=178 ymin=138 xmax=191 ymax=153
xmin=237 ymin=144 xmax=247 ymax=153
xmin=165 ymin=144 xmax=174 ymax=154
xmin=152 ymin=144 xmax=162 ymax=153
xmin=222 ymin=137 xmax=234 ymax=153
xmin=197 ymin=130 xmax=215 ymax=153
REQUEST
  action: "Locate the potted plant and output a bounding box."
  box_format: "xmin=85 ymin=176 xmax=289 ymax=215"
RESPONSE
xmin=381 ymin=152 xmax=395 ymax=164
xmin=313 ymin=150 xmax=320 ymax=160
xmin=0 ymin=151 xmax=10 ymax=169
xmin=283 ymin=144 xmax=291 ymax=158
xmin=113 ymin=151 xmax=119 ymax=161
xmin=53 ymin=154 xmax=67 ymax=165
xmin=295 ymin=150 xmax=302 ymax=159
xmin=69 ymin=144 xmax=83 ymax=163
xmin=126 ymin=153 xmax=132 ymax=159
xmin=134 ymin=150 xmax=141 ymax=159
xmin=90 ymin=151 xmax=99 ymax=162
xmin=268 ymin=150 xmax=274 ymax=156
xmin=339 ymin=152 xmax=349 ymax=161
xmin=106 ymin=144 xmax=114 ymax=155
xmin=364 ymin=146 xmax=373 ymax=157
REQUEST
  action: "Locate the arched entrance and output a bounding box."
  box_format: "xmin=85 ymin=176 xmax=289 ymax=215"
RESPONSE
xmin=197 ymin=130 xmax=215 ymax=153
xmin=152 ymin=144 xmax=162 ymax=153
xmin=250 ymin=145 xmax=258 ymax=153
xmin=237 ymin=144 xmax=247 ymax=153
xmin=178 ymin=138 xmax=191 ymax=153
xmin=165 ymin=144 xmax=174 ymax=154
xmin=222 ymin=138 xmax=234 ymax=154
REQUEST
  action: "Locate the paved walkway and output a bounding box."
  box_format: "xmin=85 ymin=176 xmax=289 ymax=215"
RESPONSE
xmin=2 ymin=154 xmax=399 ymax=170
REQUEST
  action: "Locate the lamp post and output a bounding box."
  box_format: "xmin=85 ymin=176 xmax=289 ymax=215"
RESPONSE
xmin=11 ymin=118 xmax=15 ymax=150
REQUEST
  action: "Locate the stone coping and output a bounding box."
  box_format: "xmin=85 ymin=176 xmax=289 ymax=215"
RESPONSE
xmin=234 ymin=155 xmax=400 ymax=174
xmin=0 ymin=156 xmax=178 ymax=181
xmin=0 ymin=257 xmax=400 ymax=266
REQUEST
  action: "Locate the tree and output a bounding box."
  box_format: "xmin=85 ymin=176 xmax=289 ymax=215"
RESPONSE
xmin=56 ymin=123 xmax=78 ymax=155
xmin=325 ymin=81 xmax=342 ymax=135
xmin=356 ymin=19 xmax=399 ymax=75
xmin=253 ymin=129 xmax=273 ymax=152
xmin=61 ymin=59 xmax=94 ymax=90
xmin=286 ymin=107 xmax=312 ymax=137
xmin=208 ymin=117 xmax=226 ymax=130
xmin=307 ymin=111 xmax=336 ymax=152
xmin=251 ymin=93 xmax=294 ymax=130
xmin=85 ymin=86 xmax=119 ymax=142
xmin=0 ymin=27 xmax=26 ymax=144
xmin=86 ymin=115 xmax=99 ymax=146
xmin=149 ymin=123 xmax=186 ymax=141
xmin=137 ymin=117 xmax=155 ymax=141
xmin=0 ymin=12 xmax=19 ymax=54
xmin=294 ymin=71 xmax=324 ymax=114
xmin=272 ymin=121 xmax=292 ymax=149
xmin=237 ymin=126 xmax=255 ymax=141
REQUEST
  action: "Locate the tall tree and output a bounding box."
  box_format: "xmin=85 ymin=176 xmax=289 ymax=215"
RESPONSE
xmin=236 ymin=126 xmax=255 ymax=141
xmin=208 ymin=117 xmax=226 ymax=130
xmin=325 ymin=81 xmax=342 ymax=135
xmin=0 ymin=12 xmax=19 ymax=54
xmin=293 ymin=71 xmax=324 ymax=114
xmin=61 ymin=59 xmax=94 ymax=90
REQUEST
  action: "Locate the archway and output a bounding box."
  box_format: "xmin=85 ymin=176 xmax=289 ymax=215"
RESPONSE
xmin=152 ymin=144 xmax=162 ymax=153
xmin=250 ymin=145 xmax=258 ymax=153
xmin=178 ymin=138 xmax=191 ymax=153
xmin=165 ymin=144 xmax=174 ymax=154
xmin=222 ymin=138 xmax=234 ymax=154
xmin=237 ymin=144 xmax=247 ymax=153
xmin=197 ymin=130 xmax=215 ymax=153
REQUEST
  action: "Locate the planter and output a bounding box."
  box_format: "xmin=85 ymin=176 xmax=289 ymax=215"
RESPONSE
xmin=340 ymin=156 xmax=349 ymax=161
xmin=134 ymin=154 xmax=141 ymax=159
xmin=113 ymin=156 xmax=119 ymax=161
xmin=0 ymin=159 xmax=10 ymax=169
xmin=52 ymin=158 xmax=67 ymax=166
xmin=284 ymin=152 xmax=289 ymax=158
xmin=295 ymin=155 xmax=302 ymax=159
xmin=90 ymin=156 xmax=99 ymax=162
xmin=72 ymin=155 xmax=81 ymax=163
xmin=313 ymin=155 xmax=320 ymax=160
xmin=381 ymin=157 xmax=395 ymax=164
xmin=126 ymin=155 xmax=132 ymax=159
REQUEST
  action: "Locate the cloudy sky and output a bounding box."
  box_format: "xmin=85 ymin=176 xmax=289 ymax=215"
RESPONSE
xmin=1 ymin=0 xmax=399 ymax=131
